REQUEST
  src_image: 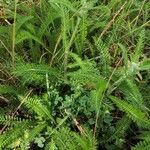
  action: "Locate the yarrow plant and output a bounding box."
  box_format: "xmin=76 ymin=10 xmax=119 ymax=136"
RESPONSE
xmin=0 ymin=0 xmax=150 ymax=149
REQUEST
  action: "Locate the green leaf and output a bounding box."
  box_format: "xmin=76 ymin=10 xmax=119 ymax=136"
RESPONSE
xmin=91 ymin=79 xmax=107 ymax=112
xmin=118 ymin=43 xmax=128 ymax=68
xmin=16 ymin=16 xmax=34 ymax=33
xmin=16 ymin=30 xmax=44 ymax=46
xmin=110 ymin=96 xmax=150 ymax=128
xmin=35 ymin=137 xmax=46 ymax=148
xmin=0 ymin=85 xmax=17 ymax=94
xmin=140 ymin=59 xmax=150 ymax=70
xmin=49 ymin=0 xmax=77 ymax=13
xmin=132 ymin=29 xmax=145 ymax=63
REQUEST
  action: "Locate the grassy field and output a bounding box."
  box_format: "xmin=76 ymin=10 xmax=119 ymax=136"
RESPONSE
xmin=0 ymin=0 xmax=150 ymax=149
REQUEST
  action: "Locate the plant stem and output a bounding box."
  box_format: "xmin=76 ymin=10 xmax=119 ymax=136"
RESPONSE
xmin=64 ymin=17 xmax=81 ymax=78
xmin=12 ymin=0 xmax=17 ymax=69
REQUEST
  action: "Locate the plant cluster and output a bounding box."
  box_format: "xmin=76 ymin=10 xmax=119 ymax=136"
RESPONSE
xmin=0 ymin=0 xmax=150 ymax=149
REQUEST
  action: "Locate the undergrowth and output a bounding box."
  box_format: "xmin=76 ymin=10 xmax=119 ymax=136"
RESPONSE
xmin=0 ymin=0 xmax=150 ymax=149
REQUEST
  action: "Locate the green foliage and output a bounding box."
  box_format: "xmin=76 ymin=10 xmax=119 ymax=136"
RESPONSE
xmin=132 ymin=132 xmax=150 ymax=150
xmin=48 ymin=127 xmax=97 ymax=150
xmin=110 ymin=96 xmax=150 ymax=128
xmin=132 ymin=29 xmax=145 ymax=63
xmin=67 ymin=52 xmax=103 ymax=85
xmin=0 ymin=0 xmax=149 ymax=149
xmin=0 ymin=85 xmax=17 ymax=94
xmin=13 ymin=61 xmax=62 ymax=84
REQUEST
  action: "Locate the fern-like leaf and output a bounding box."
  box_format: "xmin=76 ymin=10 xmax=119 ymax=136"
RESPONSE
xmin=132 ymin=29 xmax=145 ymax=63
xmin=13 ymin=62 xmax=61 ymax=84
xmin=19 ymin=96 xmax=54 ymax=121
xmin=132 ymin=132 xmax=150 ymax=150
xmin=110 ymin=96 xmax=150 ymax=128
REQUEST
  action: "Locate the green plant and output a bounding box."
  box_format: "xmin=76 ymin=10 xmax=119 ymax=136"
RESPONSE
xmin=0 ymin=0 xmax=150 ymax=149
